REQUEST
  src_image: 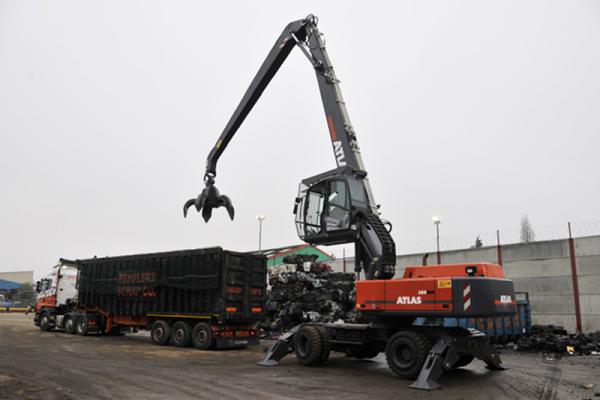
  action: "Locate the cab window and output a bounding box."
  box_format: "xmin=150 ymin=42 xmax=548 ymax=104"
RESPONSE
xmin=325 ymin=180 xmax=350 ymax=231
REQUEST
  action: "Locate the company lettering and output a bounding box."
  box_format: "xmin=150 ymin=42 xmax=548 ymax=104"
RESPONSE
xmin=396 ymin=296 xmax=422 ymax=305
xmin=333 ymin=141 xmax=346 ymax=166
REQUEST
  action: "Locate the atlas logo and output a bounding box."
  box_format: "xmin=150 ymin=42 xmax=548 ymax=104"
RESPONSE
xmin=396 ymin=296 xmax=422 ymax=305
xmin=333 ymin=141 xmax=347 ymax=166
xmin=499 ymin=295 xmax=513 ymax=304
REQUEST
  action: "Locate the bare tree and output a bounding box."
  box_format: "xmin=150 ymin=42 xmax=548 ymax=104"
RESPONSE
xmin=520 ymin=215 xmax=535 ymax=243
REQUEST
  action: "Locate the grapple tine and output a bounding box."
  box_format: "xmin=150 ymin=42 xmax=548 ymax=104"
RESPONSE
xmin=220 ymin=195 xmax=235 ymax=220
xmin=183 ymin=198 xmax=196 ymax=218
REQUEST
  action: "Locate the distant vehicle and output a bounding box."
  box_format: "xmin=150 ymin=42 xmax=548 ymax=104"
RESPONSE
xmin=0 ymin=294 xmax=5 ymax=307
xmin=34 ymin=248 xmax=267 ymax=349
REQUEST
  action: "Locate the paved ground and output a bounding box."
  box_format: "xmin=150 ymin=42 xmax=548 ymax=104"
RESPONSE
xmin=1 ymin=314 xmax=599 ymax=400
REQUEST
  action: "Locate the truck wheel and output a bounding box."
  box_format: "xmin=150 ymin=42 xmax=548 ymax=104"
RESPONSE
xmin=171 ymin=321 xmax=192 ymax=347
xmin=150 ymin=320 xmax=171 ymax=346
xmin=294 ymin=325 xmax=323 ymax=366
xmin=39 ymin=313 xmax=52 ymax=332
xmin=315 ymin=325 xmax=330 ymax=364
xmin=75 ymin=316 xmax=88 ymax=336
xmin=192 ymin=322 xmax=214 ymax=350
xmin=385 ymin=331 xmax=431 ymax=379
xmin=64 ymin=316 xmax=76 ymax=334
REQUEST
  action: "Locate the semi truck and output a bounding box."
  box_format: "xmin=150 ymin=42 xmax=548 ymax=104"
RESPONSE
xmin=34 ymin=247 xmax=267 ymax=349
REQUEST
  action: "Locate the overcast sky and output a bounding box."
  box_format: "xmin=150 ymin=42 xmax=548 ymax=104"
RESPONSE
xmin=1 ymin=1 xmax=599 ymax=279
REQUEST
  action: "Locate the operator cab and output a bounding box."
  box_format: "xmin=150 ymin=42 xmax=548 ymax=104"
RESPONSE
xmin=294 ymin=167 xmax=369 ymax=245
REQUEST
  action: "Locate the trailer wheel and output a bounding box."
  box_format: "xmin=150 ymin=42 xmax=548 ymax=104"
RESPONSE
xmin=150 ymin=320 xmax=171 ymax=346
xmin=192 ymin=322 xmax=214 ymax=350
xmin=75 ymin=316 xmax=89 ymax=336
xmin=294 ymin=325 xmax=323 ymax=366
xmin=171 ymin=321 xmax=192 ymax=347
xmin=385 ymin=331 xmax=431 ymax=379
xmin=64 ymin=315 xmax=76 ymax=334
xmin=39 ymin=312 xmax=52 ymax=332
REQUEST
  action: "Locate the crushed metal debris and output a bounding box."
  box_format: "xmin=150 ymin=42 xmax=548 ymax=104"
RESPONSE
xmin=260 ymin=255 xmax=357 ymax=337
xmin=513 ymin=325 xmax=600 ymax=356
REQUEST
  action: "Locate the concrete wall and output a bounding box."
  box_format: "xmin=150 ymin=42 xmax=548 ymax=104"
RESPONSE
xmin=330 ymin=236 xmax=600 ymax=333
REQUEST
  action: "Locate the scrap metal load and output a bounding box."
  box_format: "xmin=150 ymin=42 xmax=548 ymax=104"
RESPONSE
xmin=515 ymin=325 xmax=600 ymax=355
xmin=264 ymin=255 xmax=356 ymax=335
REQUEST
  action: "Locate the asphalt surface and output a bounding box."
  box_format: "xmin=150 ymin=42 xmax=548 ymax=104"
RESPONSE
xmin=1 ymin=313 xmax=599 ymax=399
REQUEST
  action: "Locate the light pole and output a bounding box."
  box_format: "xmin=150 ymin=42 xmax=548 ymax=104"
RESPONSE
xmin=432 ymin=215 xmax=441 ymax=264
xmin=256 ymin=215 xmax=266 ymax=251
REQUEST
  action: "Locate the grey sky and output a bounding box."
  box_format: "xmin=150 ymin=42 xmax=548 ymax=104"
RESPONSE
xmin=1 ymin=1 xmax=599 ymax=279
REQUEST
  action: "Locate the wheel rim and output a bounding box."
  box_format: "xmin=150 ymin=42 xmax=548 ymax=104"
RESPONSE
xmin=393 ymin=342 xmax=415 ymax=369
xmin=196 ymin=329 xmax=208 ymax=344
xmin=65 ymin=319 xmax=72 ymax=331
xmin=153 ymin=326 xmax=164 ymax=341
xmin=41 ymin=316 xmax=48 ymax=328
xmin=175 ymin=328 xmax=184 ymax=342
xmin=77 ymin=320 xmax=85 ymax=333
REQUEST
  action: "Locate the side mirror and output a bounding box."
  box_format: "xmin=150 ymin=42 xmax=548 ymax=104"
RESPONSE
xmin=35 ymin=281 xmax=41 ymax=293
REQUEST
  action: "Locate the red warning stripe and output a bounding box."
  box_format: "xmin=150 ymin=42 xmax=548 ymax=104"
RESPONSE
xmin=327 ymin=115 xmax=337 ymax=141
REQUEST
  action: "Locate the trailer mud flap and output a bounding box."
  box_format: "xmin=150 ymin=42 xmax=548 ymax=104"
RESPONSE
xmin=409 ymin=328 xmax=504 ymax=391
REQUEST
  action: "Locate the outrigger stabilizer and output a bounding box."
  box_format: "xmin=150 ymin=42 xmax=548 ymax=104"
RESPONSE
xmin=257 ymin=324 xmax=505 ymax=391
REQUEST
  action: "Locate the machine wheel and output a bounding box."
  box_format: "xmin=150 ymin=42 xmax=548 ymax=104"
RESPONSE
xmin=294 ymin=325 xmax=323 ymax=366
xmin=385 ymin=331 xmax=431 ymax=379
xmin=347 ymin=342 xmax=380 ymax=359
xmin=192 ymin=322 xmax=215 ymax=350
xmin=75 ymin=316 xmax=89 ymax=336
xmin=315 ymin=325 xmax=330 ymax=364
xmin=171 ymin=321 xmax=192 ymax=347
xmin=64 ymin=315 xmax=76 ymax=334
xmin=150 ymin=320 xmax=171 ymax=346
xmin=39 ymin=313 xmax=52 ymax=332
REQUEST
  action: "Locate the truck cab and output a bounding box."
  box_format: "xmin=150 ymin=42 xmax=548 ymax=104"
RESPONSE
xmin=34 ymin=259 xmax=78 ymax=329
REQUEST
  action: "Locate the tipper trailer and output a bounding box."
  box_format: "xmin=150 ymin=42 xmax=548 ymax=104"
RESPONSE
xmin=34 ymin=247 xmax=267 ymax=349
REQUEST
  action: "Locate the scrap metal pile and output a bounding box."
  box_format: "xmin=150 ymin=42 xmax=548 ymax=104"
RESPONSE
xmin=515 ymin=325 xmax=600 ymax=355
xmin=261 ymin=254 xmax=357 ymax=337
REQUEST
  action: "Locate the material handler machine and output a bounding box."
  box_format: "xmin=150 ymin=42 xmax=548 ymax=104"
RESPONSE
xmin=184 ymin=15 xmax=516 ymax=390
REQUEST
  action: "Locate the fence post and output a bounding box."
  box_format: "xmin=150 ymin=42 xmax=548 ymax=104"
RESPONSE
xmin=567 ymin=222 xmax=583 ymax=333
xmin=496 ymin=230 xmax=503 ymax=267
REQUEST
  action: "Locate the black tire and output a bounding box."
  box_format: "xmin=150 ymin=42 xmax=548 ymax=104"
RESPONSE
xmin=64 ymin=315 xmax=76 ymax=334
xmin=171 ymin=321 xmax=192 ymax=347
xmin=192 ymin=322 xmax=215 ymax=350
xmin=39 ymin=313 xmax=52 ymax=332
xmin=385 ymin=331 xmax=431 ymax=379
xmin=75 ymin=316 xmax=88 ymax=336
xmin=151 ymin=320 xmax=171 ymax=346
xmin=294 ymin=325 xmax=323 ymax=366
xmin=315 ymin=325 xmax=330 ymax=365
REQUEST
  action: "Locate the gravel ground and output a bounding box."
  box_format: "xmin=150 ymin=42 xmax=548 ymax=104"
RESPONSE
xmin=1 ymin=313 xmax=599 ymax=400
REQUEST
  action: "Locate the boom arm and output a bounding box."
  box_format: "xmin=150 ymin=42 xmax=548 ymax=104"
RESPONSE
xmin=200 ymin=15 xmax=376 ymax=213
xmin=184 ymin=15 xmax=396 ymax=279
